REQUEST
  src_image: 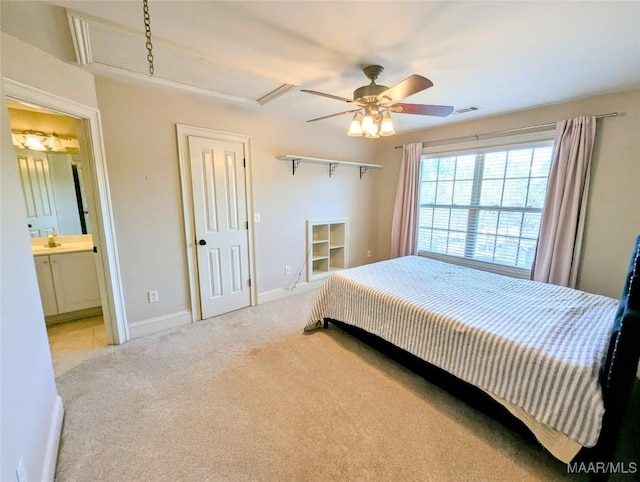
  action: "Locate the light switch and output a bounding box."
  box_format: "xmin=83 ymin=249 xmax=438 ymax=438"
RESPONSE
xmin=148 ymin=290 xmax=159 ymax=303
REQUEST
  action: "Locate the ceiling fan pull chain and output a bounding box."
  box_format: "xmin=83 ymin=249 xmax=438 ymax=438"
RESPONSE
xmin=143 ymin=0 xmax=154 ymax=76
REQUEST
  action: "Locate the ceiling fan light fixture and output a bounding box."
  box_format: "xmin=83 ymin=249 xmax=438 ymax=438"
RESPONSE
xmin=301 ymin=65 xmax=453 ymax=139
xmin=347 ymin=112 xmax=363 ymax=137
xmin=364 ymin=121 xmax=379 ymax=138
xmin=379 ymin=111 xmax=395 ymax=137
xmin=361 ymin=111 xmax=375 ymax=133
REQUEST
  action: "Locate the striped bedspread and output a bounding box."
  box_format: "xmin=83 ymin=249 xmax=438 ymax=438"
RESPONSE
xmin=305 ymin=256 xmax=618 ymax=447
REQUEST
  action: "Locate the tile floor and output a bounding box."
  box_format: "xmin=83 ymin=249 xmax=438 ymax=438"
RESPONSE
xmin=46 ymin=315 xmax=109 ymax=377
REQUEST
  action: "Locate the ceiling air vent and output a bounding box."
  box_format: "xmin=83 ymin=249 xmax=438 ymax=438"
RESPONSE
xmin=454 ymin=105 xmax=481 ymax=115
xmin=257 ymin=83 xmax=298 ymax=105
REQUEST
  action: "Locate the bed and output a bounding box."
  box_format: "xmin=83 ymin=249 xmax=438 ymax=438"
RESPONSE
xmin=305 ymin=235 xmax=640 ymax=471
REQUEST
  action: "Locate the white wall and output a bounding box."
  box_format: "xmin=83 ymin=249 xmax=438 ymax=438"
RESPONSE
xmin=0 ymin=81 xmax=60 ymax=482
xmin=1 ymin=33 xmax=97 ymax=108
xmin=1 ymin=32 xmax=100 ymax=481
xmin=375 ymin=89 xmax=640 ymax=299
xmin=94 ymin=76 xmax=379 ymax=325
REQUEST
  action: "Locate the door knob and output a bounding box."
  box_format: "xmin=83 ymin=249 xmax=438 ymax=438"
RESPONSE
xmin=28 ymin=224 xmax=33 ymax=228
xmin=198 ymin=239 xmax=207 ymax=246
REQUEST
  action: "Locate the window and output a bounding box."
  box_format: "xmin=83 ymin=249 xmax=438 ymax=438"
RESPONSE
xmin=417 ymin=140 xmax=554 ymax=275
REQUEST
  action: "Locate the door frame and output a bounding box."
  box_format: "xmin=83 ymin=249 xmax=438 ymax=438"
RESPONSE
xmin=176 ymin=125 xmax=257 ymax=322
xmin=4 ymin=78 xmax=129 ymax=344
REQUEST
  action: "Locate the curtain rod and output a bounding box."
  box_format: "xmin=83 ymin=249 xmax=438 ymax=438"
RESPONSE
xmin=394 ymin=112 xmax=619 ymax=149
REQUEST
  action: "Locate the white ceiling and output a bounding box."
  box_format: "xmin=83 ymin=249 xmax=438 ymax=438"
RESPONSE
xmin=8 ymin=1 xmax=640 ymax=134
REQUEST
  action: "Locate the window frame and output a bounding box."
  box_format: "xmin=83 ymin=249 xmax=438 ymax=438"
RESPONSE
xmin=416 ymin=131 xmax=555 ymax=277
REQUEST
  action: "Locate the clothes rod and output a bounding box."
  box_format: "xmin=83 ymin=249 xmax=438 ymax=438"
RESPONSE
xmin=394 ymin=112 xmax=619 ymax=149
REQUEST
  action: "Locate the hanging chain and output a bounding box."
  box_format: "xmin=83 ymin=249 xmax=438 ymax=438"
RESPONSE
xmin=143 ymin=0 xmax=154 ymax=75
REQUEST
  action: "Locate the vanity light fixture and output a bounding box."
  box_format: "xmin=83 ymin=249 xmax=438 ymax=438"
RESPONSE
xmin=11 ymin=130 xmax=79 ymax=153
xmin=47 ymin=133 xmax=67 ymax=152
xmin=11 ymin=133 xmax=24 ymax=149
xmin=24 ymin=133 xmax=47 ymax=151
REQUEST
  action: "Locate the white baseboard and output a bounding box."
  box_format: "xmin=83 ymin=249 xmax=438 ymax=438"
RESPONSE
xmin=41 ymin=394 xmax=64 ymax=482
xmin=258 ymin=279 xmax=324 ymax=304
xmin=128 ymin=310 xmax=192 ymax=339
xmin=45 ymin=306 xmax=102 ymax=325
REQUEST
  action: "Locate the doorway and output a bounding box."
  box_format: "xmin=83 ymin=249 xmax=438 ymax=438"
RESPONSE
xmin=177 ymin=125 xmax=257 ymax=321
xmin=5 ymin=79 xmax=128 ymax=346
xmin=8 ymin=101 xmax=110 ymax=373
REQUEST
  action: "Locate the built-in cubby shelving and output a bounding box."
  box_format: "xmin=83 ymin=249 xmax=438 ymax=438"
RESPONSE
xmin=307 ymin=219 xmax=348 ymax=281
xmin=277 ymin=154 xmax=382 ymax=179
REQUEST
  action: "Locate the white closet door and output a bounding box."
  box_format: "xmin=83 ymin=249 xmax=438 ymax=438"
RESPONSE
xmin=188 ymin=135 xmax=250 ymax=319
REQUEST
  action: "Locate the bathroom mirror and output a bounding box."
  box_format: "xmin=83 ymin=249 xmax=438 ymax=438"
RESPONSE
xmin=16 ymin=149 xmax=90 ymax=237
xmin=9 ymin=102 xmax=90 ymax=237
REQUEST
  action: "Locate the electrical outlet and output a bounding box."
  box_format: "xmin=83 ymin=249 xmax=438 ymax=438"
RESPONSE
xmin=148 ymin=290 xmax=159 ymax=303
xmin=16 ymin=456 xmax=27 ymax=482
xmin=367 ymin=250 xmax=372 ymax=258
xmin=285 ymin=266 xmax=291 ymax=275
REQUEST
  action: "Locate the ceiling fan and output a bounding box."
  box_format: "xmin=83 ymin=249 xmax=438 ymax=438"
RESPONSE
xmin=301 ymin=65 xmax=454 ymax=138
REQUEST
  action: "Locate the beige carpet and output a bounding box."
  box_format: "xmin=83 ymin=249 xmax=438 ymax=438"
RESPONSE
xmin=55 ymin=290 xmax=632 ymax=481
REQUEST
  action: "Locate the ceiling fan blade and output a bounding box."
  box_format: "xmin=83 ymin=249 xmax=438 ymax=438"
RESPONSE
xmin=300 ymin=89 xmax=353 ymax=103
xmin=377 ymin=75 xmax=433 ymax=103
xmin=307 ymin=109 xmax=362 ymax=122
xmin=391 ymin=103 xmax=454 ymax=117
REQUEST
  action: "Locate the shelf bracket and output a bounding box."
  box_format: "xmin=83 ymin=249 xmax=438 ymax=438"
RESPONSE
xmin=328 ymin=163 xmax=338 ymax=178
xmin=291 ymin=158 xmax=301 ymax=175
xmin=359 ymin=166 xmax=369 ymax=179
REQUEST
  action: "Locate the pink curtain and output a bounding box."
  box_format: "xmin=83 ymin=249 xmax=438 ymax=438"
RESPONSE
xmin=391 ymin=142 xmax=422 ymax=258
xmin=531 ymin=116 xmax=596 ymax=286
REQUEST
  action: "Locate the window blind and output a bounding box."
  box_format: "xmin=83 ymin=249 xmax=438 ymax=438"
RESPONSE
xmin=418 ymin=140 xmax=554 ymax=275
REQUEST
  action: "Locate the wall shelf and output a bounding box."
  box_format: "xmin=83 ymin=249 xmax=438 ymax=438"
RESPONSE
xmin=276 ymin=154 xmax=382 ymax=179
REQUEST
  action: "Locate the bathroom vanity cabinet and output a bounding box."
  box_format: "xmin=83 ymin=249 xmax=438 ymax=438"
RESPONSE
xmin=34 ymin=250 xmax=101 ymax=317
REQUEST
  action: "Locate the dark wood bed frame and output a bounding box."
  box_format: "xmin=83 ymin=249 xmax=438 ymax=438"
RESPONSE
xmin=322 ymin=235 xmax=640 ymax=481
